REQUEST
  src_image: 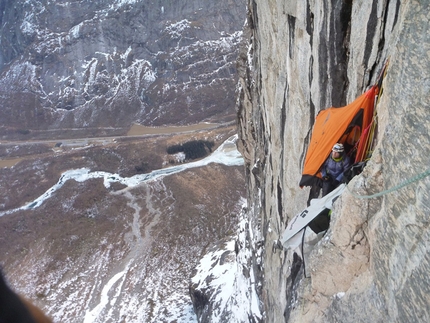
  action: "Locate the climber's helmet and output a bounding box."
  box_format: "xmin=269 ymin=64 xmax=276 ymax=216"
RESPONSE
xmin=332 ymin=143 xmax=344 ymax=153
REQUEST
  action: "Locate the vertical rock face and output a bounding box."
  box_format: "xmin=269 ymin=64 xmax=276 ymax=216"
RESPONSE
xmin=237 ymin=0 xmax=429 ymax=322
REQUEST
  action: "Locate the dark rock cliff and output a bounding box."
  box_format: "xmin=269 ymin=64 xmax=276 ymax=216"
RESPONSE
xmin=0 ymin=0 xmax=246 ymax=138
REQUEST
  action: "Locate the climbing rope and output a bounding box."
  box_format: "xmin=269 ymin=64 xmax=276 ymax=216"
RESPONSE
xmin=346 ymin=168 xmax=430 ymax=199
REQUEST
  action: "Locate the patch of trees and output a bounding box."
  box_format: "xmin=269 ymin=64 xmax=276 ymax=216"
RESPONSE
xmin=135 ymin=161 xmax=150 ymax=173
xmin=167 ymin=140 xmax=215 ymax=160
xmin=17 ymin=129 xmax=30 ymax=135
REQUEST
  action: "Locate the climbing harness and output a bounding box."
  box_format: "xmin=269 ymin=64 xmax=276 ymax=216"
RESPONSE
xmin=346 ymin=168 xmax=430 ymax=199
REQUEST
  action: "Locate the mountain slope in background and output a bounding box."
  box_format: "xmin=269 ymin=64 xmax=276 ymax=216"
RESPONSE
xmin=0 ymin=0 xmax=246 ymax=139
xmin=0 ymin=0 xmax=250 ymax=322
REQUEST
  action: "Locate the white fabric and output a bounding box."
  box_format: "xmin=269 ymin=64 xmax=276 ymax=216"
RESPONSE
xmin=280 ymin=184 xmax=346 ymax=249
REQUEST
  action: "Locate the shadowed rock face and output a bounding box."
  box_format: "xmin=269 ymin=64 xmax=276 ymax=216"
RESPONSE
xmin=237 ymin=0 xmax=430 ymax=322
xmin=0 ymin=0 xmax=246 ymax=135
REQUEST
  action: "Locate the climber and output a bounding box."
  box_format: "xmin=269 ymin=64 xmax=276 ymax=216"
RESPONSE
xmin=321 ymin=143 xmax=351 ymax=196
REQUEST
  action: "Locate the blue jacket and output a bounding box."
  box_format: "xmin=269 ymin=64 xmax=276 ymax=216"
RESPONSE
xmin=321 ymin=155 xmax=351 ymax=182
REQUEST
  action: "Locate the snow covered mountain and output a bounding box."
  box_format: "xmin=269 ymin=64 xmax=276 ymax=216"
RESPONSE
xmin=0 ymin=0 xmax=246 ymax=139
xmin=8 ymin=1 xmax=430 ymax=322
xmin=0 ymin=1 xmax=252 ymax=322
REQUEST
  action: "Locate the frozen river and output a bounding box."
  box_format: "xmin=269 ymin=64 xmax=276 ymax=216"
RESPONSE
xmin=0 ymin=135 xmax=243 ymax=217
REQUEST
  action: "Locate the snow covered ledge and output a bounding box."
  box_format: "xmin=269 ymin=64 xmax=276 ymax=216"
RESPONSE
xmin=189 ymin=201 xmax=262 ymax=322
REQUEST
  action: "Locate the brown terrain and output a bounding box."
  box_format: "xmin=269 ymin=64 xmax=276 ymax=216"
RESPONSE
xmin=0 ymin=123 xmax=245 ymax=321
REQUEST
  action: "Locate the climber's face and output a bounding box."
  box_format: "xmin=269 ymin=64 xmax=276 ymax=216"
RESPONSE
xmin=332 ymin=151 xmax=341 ymax=159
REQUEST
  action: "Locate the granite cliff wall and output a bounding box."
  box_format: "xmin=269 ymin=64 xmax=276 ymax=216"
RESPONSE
xmin=237 ymin=0 xmax=430 ymax=322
